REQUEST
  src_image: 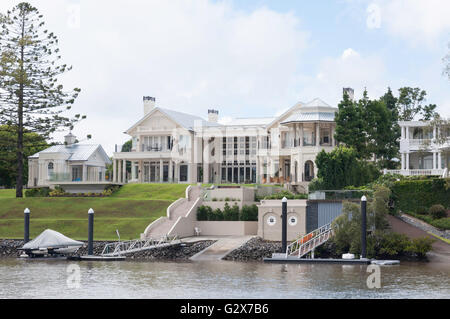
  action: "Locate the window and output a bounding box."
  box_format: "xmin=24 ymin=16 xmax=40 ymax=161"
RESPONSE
xmin=47 ymin=162 xmax=54 ymax=180
xmin=180 ymin=165 xmax=188 ymax=182
xmin=267 ymin=216 xmax=276 ymax=226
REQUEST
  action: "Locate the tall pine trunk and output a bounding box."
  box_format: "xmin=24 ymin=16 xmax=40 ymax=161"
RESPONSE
xmin=15 ymin=13 xmax=25 ymax=198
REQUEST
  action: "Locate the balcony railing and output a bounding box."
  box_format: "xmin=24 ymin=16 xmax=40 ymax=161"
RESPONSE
xmin=384 ymin=169 xmax=447 ymax=177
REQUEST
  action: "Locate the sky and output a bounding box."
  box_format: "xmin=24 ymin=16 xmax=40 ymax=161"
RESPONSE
xmin=1 ymin=0 xmax=449 ymax=155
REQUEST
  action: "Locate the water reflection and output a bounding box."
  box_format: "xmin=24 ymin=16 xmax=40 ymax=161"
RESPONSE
xmin=0 ymin=259 xmax=448 ymax=299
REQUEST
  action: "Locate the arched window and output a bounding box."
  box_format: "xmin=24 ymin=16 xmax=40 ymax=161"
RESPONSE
xmin=48 ymin=162 xmax=54 ymax=180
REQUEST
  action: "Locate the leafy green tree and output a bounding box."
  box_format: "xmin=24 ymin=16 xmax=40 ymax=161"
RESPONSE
xmin=397 ymin=87 xmax=437 ymax=121
xmin=0 ymin=125 xmax=48 ymax=187
xmin=364 ymin=96 xmax=399 ymax=168
xmin=334 ymin=91 xmax=368 ymax=158
xmin=0 ymin=3 xmax=83 ymax=197
xmin=121 ymin=140 xmax=132 ymax=152
xmin=315 ymin=146 xmax=380 ymax=190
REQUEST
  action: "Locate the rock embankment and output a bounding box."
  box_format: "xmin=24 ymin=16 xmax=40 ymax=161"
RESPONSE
xmin=0 ymin=240 xmax=24 ymax=258
xmin=224 ymin=237 xmax=282 ymax=261
xmin=124 ymin=241 xmax=215 ymax=260
xmin=0 ymin=239 xmax=215 ymax=261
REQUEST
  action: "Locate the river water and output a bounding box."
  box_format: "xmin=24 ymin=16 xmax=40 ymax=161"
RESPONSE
xmin=0 ymin=258 xmax=448 ymax=299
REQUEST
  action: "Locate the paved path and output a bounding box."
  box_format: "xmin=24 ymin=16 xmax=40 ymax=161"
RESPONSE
xmin=387 ymin=214 xmax=450 ymax=264
xmin=189 ymin=236 xmax=256 ymax=261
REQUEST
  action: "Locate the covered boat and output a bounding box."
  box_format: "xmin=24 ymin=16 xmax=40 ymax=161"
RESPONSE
xmin=20 ymin=229 xmax=84 ymax=257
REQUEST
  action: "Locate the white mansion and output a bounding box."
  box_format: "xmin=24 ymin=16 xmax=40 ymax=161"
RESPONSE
xmin=385 ymin=120 xmax=450 ymax=177
xmin=112 ymin=95 xmax=340 ymax=187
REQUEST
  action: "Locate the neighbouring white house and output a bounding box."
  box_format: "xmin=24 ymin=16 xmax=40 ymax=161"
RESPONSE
xmin=385 ymin=120 xmax=450 ymax=177
xmin=28 ymin=133 xmax=112 ymax=193
xmin=113 ymin=89 xmax=342 ymax=190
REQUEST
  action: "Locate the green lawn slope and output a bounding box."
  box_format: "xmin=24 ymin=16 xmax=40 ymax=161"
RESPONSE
xmin=0 ymin=184 xmax=189 ymax=241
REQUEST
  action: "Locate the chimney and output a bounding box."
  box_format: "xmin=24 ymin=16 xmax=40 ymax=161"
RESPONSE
xmin=343 ymin=88 xmax=354 ymax=101
xmin=208 ymin=109 xmax=219 ymax=123
xmin=143 ymin=96 xmax=156 ymax=115
xmin=64 ymin=132 xmax=76 ymax=146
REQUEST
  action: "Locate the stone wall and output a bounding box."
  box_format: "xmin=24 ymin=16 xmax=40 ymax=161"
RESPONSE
xmin=224 ymin=237 xmax=282 ymax=261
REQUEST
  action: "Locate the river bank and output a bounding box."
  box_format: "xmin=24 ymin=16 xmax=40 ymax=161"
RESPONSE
xmin=0 ymin=239 xmax=215 ymax=260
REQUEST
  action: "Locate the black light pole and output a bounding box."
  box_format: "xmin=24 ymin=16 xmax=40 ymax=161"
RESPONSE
xmin=281 ymin=197 xmax=287 ymax=253
xmin=24 ymin=208 xmax=30 ymax=244
xmin=361 ymin=196 xmax=367 ymax=259
xmin=88 ymin=208 xmax=94 ymax=255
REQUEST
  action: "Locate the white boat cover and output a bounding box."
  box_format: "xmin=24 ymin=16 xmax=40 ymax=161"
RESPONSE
xmin=22 ymin=229 xmax=83 ymax=250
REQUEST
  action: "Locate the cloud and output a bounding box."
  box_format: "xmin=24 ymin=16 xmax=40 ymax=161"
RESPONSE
xmin=370 ymin=0 xmax=450 ymax=46
xmin=298 ymin=48 xmax=388 ymax=104
xmin=0 ymin=0 xmax=310 ymax=154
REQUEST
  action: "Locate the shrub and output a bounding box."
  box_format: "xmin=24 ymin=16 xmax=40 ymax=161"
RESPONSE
xmin=263 ymin=190 xmax=308 ymax=200
xmin=212 ymin=198 xmax=217 ymax=202
xmin=224 ymin=197 xmax=231 ymax=202
xmin=415 ymin=206 xmax=428 ymax=215
xmin=240 ymin=204 xmax=258 ymax=221
xmin=205 ymin=206 xmax=215 ymax=221
xmin=406 ymin=237 xmax=435 ymax=259
xmin=25 ymin=187 xmax=50 ymax=197
xmin=49 ymin=186 xmax=67 ymax=197
xmin=428 ymin=204 xmax=447 ymax=219
xmin=223 ymin=202 xmax=240 ymax=221
xmin=197 ymin=206 xmax=208 ymax=221
xmin=213 ymin=208 xmax=224 ymax=221
xmin=378 ymin=233 xmax=410 ymax=257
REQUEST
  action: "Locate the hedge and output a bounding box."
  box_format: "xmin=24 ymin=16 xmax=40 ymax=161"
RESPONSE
xmin=197 ymin=204 xmax=258 ymax=221
xmin=390 ymin=178 xmax=450 ymax=214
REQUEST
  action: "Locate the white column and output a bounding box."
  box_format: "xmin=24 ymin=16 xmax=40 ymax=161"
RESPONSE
xmin=122 ymin=160 xmax=127 ymax=183
xmin=203 ymin=163 xmax=209 ymax=184
xmin=82 ymin=164 xmax=87 ymax=182
xmin=406 ymin=152 xmax=410 ymax=170
xmin=405 ymin=126 xmax=409 ymax=140
xmin=438 ymin=152 xmax=442 ymax=170
xmin=300 ymin=124 xmax=304 ymax=147
xmin=401 ymin=153 xmax=405 ymax=170
xmin=113 ymin=160 xmax=117 ymax=183
xmin=316 ymin=123 xmax=320 ymax=146
xmin=169 ymin=160 xmax=173 ymax=183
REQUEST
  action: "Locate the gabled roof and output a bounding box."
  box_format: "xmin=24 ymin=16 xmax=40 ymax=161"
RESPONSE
xmin=266 ymin=101 xmax=305 ymax=129
xmin=280 ymin=98 xmax=337 ymax=124
xmin=29 ymin=144 xmax=111 ymax=164
xmin=304 ymin=98 xmax=332 ymax=108
xmin=125 ymin=107 xmax=221 ymax=134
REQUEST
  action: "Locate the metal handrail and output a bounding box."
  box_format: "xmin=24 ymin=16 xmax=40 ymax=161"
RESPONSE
xmin=286 ymin=223 xmax=334 ymax=258
xmin=101 ymin=235 xmax=179 ymax=256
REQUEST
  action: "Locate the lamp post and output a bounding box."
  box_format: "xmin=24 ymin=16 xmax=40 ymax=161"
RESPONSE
xmin=361 ymin=196 xmax=367 ymax=259
xmin=88 ymin=208 xmax=94 ymax=255
xmin=24 ymin=208 xmax=30 ymax=244
xmin=282 ymin=197 xmax=287 ymax=253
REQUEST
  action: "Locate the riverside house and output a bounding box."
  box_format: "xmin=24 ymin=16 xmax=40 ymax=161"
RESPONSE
xmin=112 ymin=92 xmax=342 ymax=189
xmin=27 ymin=133 xmax=112 ymax=193
xmin=384 ymin=120 xmax=450 ymax=177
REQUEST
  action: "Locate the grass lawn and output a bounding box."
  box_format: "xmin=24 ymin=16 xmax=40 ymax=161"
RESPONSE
xmin=0 ymin=184 xmax=189 ymax=241
xmin=0 ymin=189 xmax=15 ymax=198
